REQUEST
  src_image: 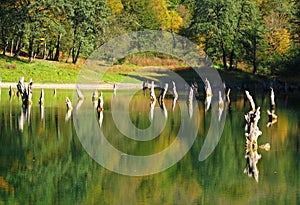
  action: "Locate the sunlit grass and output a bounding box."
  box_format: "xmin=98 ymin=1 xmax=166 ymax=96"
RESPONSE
xmin=1 ymin=54 xmax=298 ymax=86
xmin=0 ymin=55 xmax=80 ymax=83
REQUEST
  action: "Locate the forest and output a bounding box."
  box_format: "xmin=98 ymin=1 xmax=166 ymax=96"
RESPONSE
xmin=0 ymin=0 xmax=299 ymax=75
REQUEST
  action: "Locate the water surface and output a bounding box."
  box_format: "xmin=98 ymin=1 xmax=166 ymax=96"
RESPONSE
xmin=0 ymin=88 xmax=299 ymax=204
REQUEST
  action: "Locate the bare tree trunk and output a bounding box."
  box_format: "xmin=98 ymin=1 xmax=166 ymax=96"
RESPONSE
xmin=54 ymin=34 xmax=62 ymax=61
xmin=15 ymin=39 xmax=19 ymax=54
xmin=10 ymin=39 xmax=14 ymax=56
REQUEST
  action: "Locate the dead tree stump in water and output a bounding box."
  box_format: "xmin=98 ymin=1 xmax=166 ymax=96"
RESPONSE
xmin=243 ymin=91 xmax=266 ymax=182
xmin=150 ymin=81 xmax=156 ymax=102
xmin=267 ymin=87 xmax=277 ymax=127
xmin=158 ymin=83 xmax=168 ymax=104
xmin=16 ymin=77 xmax=33 ymax=107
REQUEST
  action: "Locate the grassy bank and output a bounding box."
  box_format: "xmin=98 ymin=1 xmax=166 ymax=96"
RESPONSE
xmin=0 ymin=54 xmax=298 ymax=87
xmin=0 ymin=55 xmax=80 ymax=83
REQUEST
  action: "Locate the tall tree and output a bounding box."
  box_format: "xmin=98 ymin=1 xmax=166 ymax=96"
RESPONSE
xmin=255 ymin=0 xmax=295 ymax=74
xmin=191 ymin=0 xmax=236 ymax=70
xmin=68 ymin=0 xmax=110 ymax=64
xmin=190 ymin=0 xmax=287 ymax=73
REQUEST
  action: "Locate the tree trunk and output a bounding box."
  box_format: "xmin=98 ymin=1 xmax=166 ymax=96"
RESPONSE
xmin=43 ymin=39 xmax=47 ymax=60
xmin=66 ymin=48 xmax=72 ymax=63
xmin=28 ymin=36 xmax=34 ymax=63
xmin=2 ymin=41 xmax=8 ymax=55
xmin=54 ymin=34 xmax=62 ymax=61
xmin=71 ymin=26 xmax=77 ymax=64
xmin=1 ymin=28 xmax=7 ymax=55
xmin=10 ymin=39 xmax=14 ymax=56
xmin=73 ymin=41 xmax=82 ymax=64
xmin=49 ymin=49 xmax=53 ymax=60
xmin=221 ymin=42 xmax=227 ymax=70
xmin=252 ymin=59 xmax=257 ymax=74
xmin=71 ymin=45 xmax=75 ymax=64
xmin=252 ymin=47 xmax=257 ymax=74
xmin=15 ymin=39 xmax=19 ymax=54
xmin=229 ymin=50 xmax=234 ymax=71
xmin=252 ymin=34 xmax=257 ymax=74
xmin=14 ymin=34 xmax=24 ymax=59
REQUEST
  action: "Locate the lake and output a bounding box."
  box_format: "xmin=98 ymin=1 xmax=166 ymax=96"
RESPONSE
xmin=0 ymin=87 xmax=299 ymax=204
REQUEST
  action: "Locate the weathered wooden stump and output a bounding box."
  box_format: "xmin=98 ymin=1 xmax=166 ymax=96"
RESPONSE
xmin=16 ymin=77 xmax=33 ymax=107
xmin=39 ymin=89 xmax=44 ymax=106
xmin=267 ymin=87 xmax=278 ymax=127
xmin=97 ymin=92 xmax=104 ymax=112
xmin=150 ymin=81 xmax=156 ymax=102
xmin=158 ymin=83 xmax=168 ymax=104
xmin=172 ymin=81 xmax=178 ymax=111
xmin=243 ymin=90 xmax=270 ymax=183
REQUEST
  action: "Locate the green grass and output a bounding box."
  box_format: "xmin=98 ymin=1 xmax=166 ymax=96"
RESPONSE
xmin=1 ymin=54 xmax=299 ymax=86
xmin=0 ymin=55 xmax=80 ymax=83
xmin=0 ymin=55 xmax=146 ymax=84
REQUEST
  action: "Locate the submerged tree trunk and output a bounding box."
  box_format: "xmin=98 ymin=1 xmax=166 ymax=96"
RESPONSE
xmin=54 ymin=34 xmax=62 ymax=61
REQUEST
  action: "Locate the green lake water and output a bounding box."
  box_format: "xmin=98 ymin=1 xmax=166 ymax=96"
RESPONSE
xmin=0 ymin=88 xmax=299 ymax=204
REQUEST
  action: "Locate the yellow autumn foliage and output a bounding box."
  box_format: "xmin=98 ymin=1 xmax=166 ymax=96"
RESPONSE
xmin=168 ymin=10 xmax=183 ymax=32
xmin=269 ymin=28 xmax=291 ymax=55
xmin=198 ymin=35 xmax=207 ymax=51
xmin=151 ymin=0 xmax=183 ymax=32
xmin=264 ymin=9 xmax=291 ymax=55
xmin=105 ymin=0 xmax=124 ymax=15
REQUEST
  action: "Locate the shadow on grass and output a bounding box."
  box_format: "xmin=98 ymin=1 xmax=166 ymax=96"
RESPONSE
xmin=121 ymin=66 xmax=267 ymax=84
xmin=0 ymin=54 xmax=28 ymax=64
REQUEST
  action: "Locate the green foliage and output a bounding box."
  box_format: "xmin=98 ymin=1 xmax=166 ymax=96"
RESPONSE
xmin=0 ymin=54 xmax=80 ymax=83
xmin=188 ymin=0 xmax=298 ymax=75
xmin=0 ymin=0 xmax=110 ymax=64
xmin=0 ymin=0 xmax=299 ymax=75
xmin=121 ymin=0 xmax=161 ymax=30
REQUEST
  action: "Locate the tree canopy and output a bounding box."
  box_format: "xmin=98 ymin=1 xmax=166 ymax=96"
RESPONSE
xmin=0 ymin=0 xmax=299 ymax=75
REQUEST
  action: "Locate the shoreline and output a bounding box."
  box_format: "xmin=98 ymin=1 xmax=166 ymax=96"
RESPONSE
xmin=0 ymin=82 xmax=142 ymax=90
xmin=1 ymin=81 xmax=299 ymax=93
